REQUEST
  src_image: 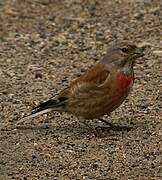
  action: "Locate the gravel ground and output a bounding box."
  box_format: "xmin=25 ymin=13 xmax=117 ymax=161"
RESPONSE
xmin=0 ymin=0 xmax=161 ymax=179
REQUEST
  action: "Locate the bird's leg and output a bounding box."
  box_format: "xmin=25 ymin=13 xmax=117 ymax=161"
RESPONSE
xmin=98 ymin=118 xmax=115 ymax=127
xmin=98 ymin=118 xmax=131 ymax=131
xmin=79 ymin=117 xmax=97 ymax=134
xmin=79 ymin=118 xmax=93 ymax=130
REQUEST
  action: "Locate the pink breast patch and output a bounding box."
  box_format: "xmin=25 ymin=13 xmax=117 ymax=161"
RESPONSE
xmin=116 ymin=73 xmax=134 ymax=90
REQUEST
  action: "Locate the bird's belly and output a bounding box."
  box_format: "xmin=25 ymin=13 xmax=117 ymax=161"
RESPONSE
xmin=68 ymin=87 xmax=131 ymax=119
xmin=91 ymin=91 xmax=130 ymax=118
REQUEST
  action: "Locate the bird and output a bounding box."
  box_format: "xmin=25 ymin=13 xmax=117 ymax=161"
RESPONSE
xmin=17 ymin=41 xmax=144 ymax=129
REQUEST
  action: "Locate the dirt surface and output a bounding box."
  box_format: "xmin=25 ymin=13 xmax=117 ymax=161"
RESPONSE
xmin=0 ymin=0 xmax=161 ymax=179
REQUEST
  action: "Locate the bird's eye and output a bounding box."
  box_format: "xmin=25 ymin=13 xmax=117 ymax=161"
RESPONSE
xmin=121 ymin=47 xmax=129 ymax=53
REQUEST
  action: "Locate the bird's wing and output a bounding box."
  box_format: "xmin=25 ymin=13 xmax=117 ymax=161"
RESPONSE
xmin=67 ymin=63 xmax=111 ymax=97
xmin=77 ymin=63 xmax=110 ymax=85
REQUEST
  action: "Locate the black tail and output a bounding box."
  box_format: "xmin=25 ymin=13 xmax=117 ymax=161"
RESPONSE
xmin=32 ymin=97 xmax=68 ymax=114
xmin=16 ymin=96 xmax=68 ymax=124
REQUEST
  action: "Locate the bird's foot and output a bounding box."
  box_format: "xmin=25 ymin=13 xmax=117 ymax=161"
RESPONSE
xmin=95 ymin=124 xmax=132 ymax=132
xmin=98 ymin=118 xmax=132 ymax=131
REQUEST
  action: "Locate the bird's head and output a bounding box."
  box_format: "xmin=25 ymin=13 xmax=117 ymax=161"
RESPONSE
xmin=102 ymin=41 xmax=145 ymax=74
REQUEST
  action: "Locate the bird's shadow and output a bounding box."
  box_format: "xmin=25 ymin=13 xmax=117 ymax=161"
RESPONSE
xmin=1 ymin=119 xmax=134 ymax=138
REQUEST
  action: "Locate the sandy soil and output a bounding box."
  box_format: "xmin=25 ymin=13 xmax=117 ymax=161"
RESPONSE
xmin=0 ymin=0 xmax=161 ymax=179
